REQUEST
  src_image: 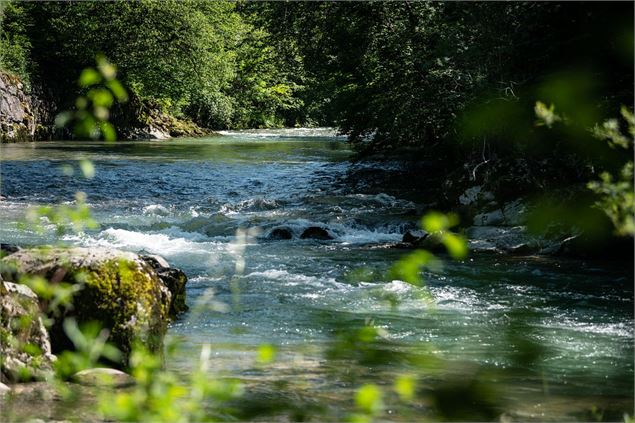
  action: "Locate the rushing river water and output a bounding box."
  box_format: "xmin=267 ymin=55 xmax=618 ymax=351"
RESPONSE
xmin=0 ymin=129 xmax=633 ymax=421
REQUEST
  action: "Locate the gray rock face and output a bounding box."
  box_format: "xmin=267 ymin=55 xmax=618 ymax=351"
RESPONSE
xmin=127 ymin=126 xmax=171 ymax=140
xmin=0 ymin=72 xmax=36 ymax=142
xmin=0 ymin=278 xmax=56 ymax=382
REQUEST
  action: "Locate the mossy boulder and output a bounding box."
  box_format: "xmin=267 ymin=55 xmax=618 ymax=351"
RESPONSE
xmin=0 ymin=247 xmax=187 ymax=366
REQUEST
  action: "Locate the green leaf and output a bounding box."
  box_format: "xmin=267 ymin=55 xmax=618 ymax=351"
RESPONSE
xmin=394 ymin=375 xmax=416 ymax=401
xmin=54 ymin=111 xmax=73 ymax=128
xmin=100 ymin=121 xmax=116 ymax=143
xmin=79 ymin=159 xmax=95 ymax=179
xmin=88 ymin=88 xmax=114 ymax=108
xmin=96 ymin=54 xmax=117 ymax=80
xmin=421 ymin=211 xmax=458 ymax=232
xmin=442 ymin=232 xmax=468 ymax=260
xmin=78 ymin=68 xmax=102 ymax=87
xmin=390 ymin=249 xmax=436 ymax=286
xmin=75 ymin=96 xmax=88 ymax=110
xmin=355 ymin=384 xmax=383 ymax=415
xmin=257 ymin=344 xmax=277 ymax=364
xmin=106 ymin=80 xmax=128 ymax=102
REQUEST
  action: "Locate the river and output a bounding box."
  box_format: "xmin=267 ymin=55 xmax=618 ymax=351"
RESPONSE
xmin=0 ymin=129 xmax=633 ymax=421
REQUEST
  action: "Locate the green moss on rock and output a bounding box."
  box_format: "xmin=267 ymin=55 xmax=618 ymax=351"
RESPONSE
xmin=0 ymin=247 xmax=184 ymax=367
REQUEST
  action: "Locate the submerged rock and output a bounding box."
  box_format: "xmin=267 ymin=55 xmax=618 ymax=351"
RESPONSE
xmin=0 ymin=278 xmax=56 ymax=382
xmin=300 ymin=226 xmax=334 ymax=240
xmin=0 ymin=247 xmax=187 ymax=365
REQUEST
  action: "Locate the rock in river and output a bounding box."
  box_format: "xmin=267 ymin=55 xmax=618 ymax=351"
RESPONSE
xmin=267 ymin=227 xmax=294 ymax=240
xmin=300 ymin=226 xmax=334 ymax=240
xmin=72 ymin=367 xmax=135 ymax=388
xmin=0 ymin=277 xmax=56 ymax=382
xmin=402 ymin=229 xmax=429 ymax=245
xmin=0 ymin=247 xmax=188 ymax=366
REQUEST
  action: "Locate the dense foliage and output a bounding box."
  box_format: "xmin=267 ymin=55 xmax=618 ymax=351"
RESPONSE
xmin=2 ymin=1 xmax=632 ymax=137
xmin=0 ymin=0 xmax=302 ymax=129
xmin=250 ymin=2 xmax=633 ymax=151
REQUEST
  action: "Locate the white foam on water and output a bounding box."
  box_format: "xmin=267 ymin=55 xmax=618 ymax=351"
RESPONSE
xmin=337 ymin=227 xmax=402 ymax=244
xmin=383 ymin=280 xmax=416 ymax=294
xmin=245 ymin=268 xmax=347 ymax=291
xmin=217 ymin=127 xmax=345 ymax=139
xmin=219 ymin=198 xmax=282 ymax=215
xmin=430 ymin=285 xmax=482 ymax=311
xmin=541 ymin=316 xmax=633 ymax=338
xmin=346 ymin=193 xmax=415 ymax=208
xmin=67 ymin=227 xmax=225 ymax=269
xmin=143 ymin=204 xmax=171 ymax=216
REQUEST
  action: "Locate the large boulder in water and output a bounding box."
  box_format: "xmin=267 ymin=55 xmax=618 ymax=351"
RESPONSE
xmin=0 ymin=277 xmax=56 ymax=382
xmin=300 ymin=226 xmax=334 ymax=240
xmin=0 ymin=247 xmax=187 ymax=365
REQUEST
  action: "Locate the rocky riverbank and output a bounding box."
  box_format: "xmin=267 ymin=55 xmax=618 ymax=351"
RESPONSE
xmin=0 ymin=245 xmax=188 ymax=385
xmin=0 ymin=71 xmax=214 ymax=142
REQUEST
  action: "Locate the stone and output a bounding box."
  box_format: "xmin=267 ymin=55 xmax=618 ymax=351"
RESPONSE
xmin=466 ymin=226 xmax=547 ymax=255
xmin=0 ymin=244 xmax=20 ymax=255
xmin=459 ymin=186 xmax=482 ymax=206
xmin=506 ymin=243 xmax=534 ymax=255
xmin=502 ymin=199 xmax=528 ymax=226
xmin=459 ymin=186 xmax=496 ymax=207
xmin=72 ymin=368 xmax=135 ymax=388
xmin=267 ymin=227 xmax=294 ymax=240
xmin=0 ymin=72 xmax=36 ymax=142
xmin=0 ymin=382 xmax=10 ymax=394
xmin=300 ymin=226 xmax=334 ymax=240
xmin=402 ymin=229 xmax=429 ymax=244
xmin=140 ymin=254 xmax=188 ymax=316
xmin=0 ymin=279 xmax=56 ymax=382
xmin=127 ymin=127 xmax=170 ymax=140
xmin=417 ymin=233 xmax=447 ymax=253
xmin=473 ymin=209 xmax=505 ymax=226
xmin=0 ymin=247 xmax=187 ymax=366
